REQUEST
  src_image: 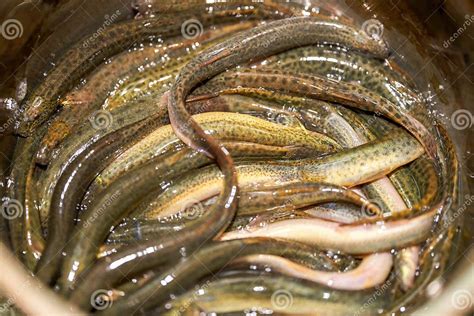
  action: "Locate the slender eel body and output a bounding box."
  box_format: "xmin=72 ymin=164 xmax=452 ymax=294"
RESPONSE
xmin=220 ymin=207 xmax=438 ymax=255
xmin=142 ymin=131 xmax=423 ymax=218
xmin=232 ymin=252 xmax=392 ymax=290
xmin=259 ymin=46 xmax=418 ymax=107
xmin=96 ymin=112 xmax=339 ymax=188
xmin=7 ymin=137 xmax=45 ymax=270
xmin=161 ymin=274 xmax=389 ymax=315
